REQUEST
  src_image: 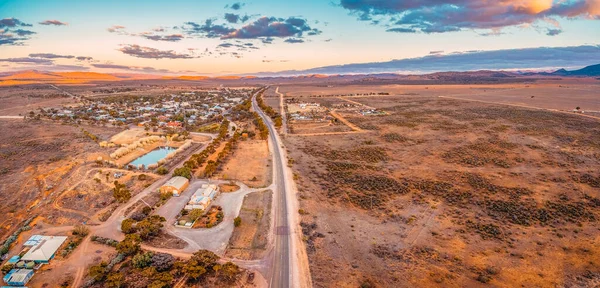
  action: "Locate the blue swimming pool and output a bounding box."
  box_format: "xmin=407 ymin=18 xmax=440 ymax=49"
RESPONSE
xmin=129 ymin=146 xmax=176 ymax=167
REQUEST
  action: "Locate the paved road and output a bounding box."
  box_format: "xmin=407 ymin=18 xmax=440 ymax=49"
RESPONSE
xmin=253 ymin=87 xmax=295 ymax=288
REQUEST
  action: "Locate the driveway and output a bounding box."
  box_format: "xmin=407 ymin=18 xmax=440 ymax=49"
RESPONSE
xmin=156 ymin=179 xmax=269 ymax=254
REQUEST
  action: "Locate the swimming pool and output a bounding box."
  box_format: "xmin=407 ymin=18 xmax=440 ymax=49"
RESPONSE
xmin=129 ymin=146 xmax=176 ymax=167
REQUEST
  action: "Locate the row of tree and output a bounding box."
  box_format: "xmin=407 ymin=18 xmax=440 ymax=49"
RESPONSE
xmin=256 ymin=90 xmax=283 ymax=128
xmin=173 ymin=119 xmax=231 ymax=179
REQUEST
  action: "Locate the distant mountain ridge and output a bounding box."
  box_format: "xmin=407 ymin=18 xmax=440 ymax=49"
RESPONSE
xmin=0 ymin=64 xmax=598 ymax=86
xmin=550 ymin=64 xmax=600 ymax=76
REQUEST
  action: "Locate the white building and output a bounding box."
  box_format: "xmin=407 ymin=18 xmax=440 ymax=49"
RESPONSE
xmin=21 ymin=236 xmax=68 ymax=263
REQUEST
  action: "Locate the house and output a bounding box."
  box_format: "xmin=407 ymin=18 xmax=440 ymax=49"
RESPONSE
xmin=184 ymin=184 xmax=219 ymax=210
xmin=21 ymin=236 xmax=67 ymax=263
xmin=184 ymin=197 xmax=210 ymax=211
xmin=159 ymin=176 xmax=189 ymax=197
xmin=3 ymin=269 xmax=34 ymax=286
xmin=166 ymin=121 xmax=183 ymax=129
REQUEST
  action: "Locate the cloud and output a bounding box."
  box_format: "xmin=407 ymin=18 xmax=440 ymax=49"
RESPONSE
xmin=12 ymin=29 xmax=36 ymax=36
xmin=0 ymin=57 xmax=54 ymax=65
xmin=39 ymin=20 xmax=68 ymax=26
xmin=429 ymin=51 xmax=444 ymax=55
xmin=224 ymin=13 xmax=250 ymax=23
xmin=386 ymin=27 xmax=417 ymax=33
xmin=107 ymin=25 xmax=126 ymax=33
xmin=275 ymin=45 xmax=600 ymax=75
xmin=29 ymin=53 xmax=75 ymax=59
xmin=0 ymin=18 xmax=35 ymax=45
xmin=182 ymin=20 xmax=236 ymax=38
xmin=546 ymin=28 xmax=562 ymax=36
xmin=0 ymin=32 xmax=32 ymax=46
xmin=118 ymin=44 xmax=196 ymax=59
xmin=0 ymin=18 xmax=32 ymax=28
xmin=91 ymin=63 xmax=169 ymax=73
xmin=76 ymin=56 xmax=94 ymax=61
xmin=339 ymin=0 xmax=600 ymax=34
xmin=140 ymin=33 xmax=184 ymax=42
xmin=222 ymin=16 xmax=320 ymax=40
xmin=225 ymin=2 xmax=244 ymax=10
xmin=284 ymin=38 xmax=304 ymax=43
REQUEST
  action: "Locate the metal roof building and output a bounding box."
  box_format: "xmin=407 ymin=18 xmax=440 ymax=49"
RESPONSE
xmin=3 ymin=269 xmax=34 ymax=286
xmin=159 ymin=176 xmax=190 ymax=196
xmin=21 ymin=236 xmax=67 ymax=263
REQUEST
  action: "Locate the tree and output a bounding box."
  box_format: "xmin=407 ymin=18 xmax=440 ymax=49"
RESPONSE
xmin=88 ymin=261 xmax=108 ymax=282
xmin=192 ymin=250 xmax=219 ymax=270
xmin=132 ymin=252 xmax=153 ymax=269
xmin=151 ymin=253 xmax=175 ymax=272
xmin=234 ymin=216 xmax=242 ymax=227
xmin=112 ymin=181 xmax=131 ymax=203
xmin=214 ymin=262 xmax=241 ymax=283
xmin=72 ymin=225 xmax=90 ymax=237
xmin=105 ymin=272 xmax=125 ymax=288
xmin=184 ymin=259 xmax=207 ymax=281
xmin=121 ymin=219 xmax=136 ymax=234
xmin=173 ymin=166 xmax=192 ymax=179
xmin=116 ymin=234 xmax=141 ymax=256
xmin=136 ymin=215 xmax=165 ymax=240
xmin=189 ymin=209 xmax=204 ymax=222
xmin=156 ymin=166 xmax=168 ymax=175
xmin=204 ymin=160 xmax=217 ymax=177
xmin=184 ymin=249 xmax=220 ymax=281
xmin=149 ymin=272 xmax=173 ymax=288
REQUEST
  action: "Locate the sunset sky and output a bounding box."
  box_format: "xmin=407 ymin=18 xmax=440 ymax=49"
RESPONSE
xmin=1 ymin=0 xmax=599 ymax=75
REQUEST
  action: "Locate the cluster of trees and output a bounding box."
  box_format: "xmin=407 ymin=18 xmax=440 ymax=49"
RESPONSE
xmin=112 ymin=181 xmax=131 ymax=203
xmin=120 ymin=214 xmax=166 ymax=242
xmin=256 ymin=91 xmax=283 ymax=128
xmin=183 ymin=250 xmax=241 ymax=283
xmin=87 ymin=249 xmax=241 ymax=288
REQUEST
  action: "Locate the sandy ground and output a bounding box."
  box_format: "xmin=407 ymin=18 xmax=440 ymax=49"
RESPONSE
xmin=225 ymin=190 xmax=272 ymax=260
xmin=109 ymin=127 xmax=153 ymax=145
xmin=283 ymin=82 xmax=600 ymax=287
xmin=218 ymin=139 xmax=272 ymax=188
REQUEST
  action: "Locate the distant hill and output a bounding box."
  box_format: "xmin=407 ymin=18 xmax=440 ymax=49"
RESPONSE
xmin=550 ymin=64 xmax=600 ymax=76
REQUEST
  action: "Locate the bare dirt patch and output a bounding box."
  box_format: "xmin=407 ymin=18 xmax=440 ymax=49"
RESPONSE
xmin=225 ymin=190 xmax=272 ymax=260
xmin=145 ymin=231 xmax=187 ymax=249
xmin=219 ymin=183 xmax=241 ymax=193
xmin=218 ymin=139 xmax=271 ymax=187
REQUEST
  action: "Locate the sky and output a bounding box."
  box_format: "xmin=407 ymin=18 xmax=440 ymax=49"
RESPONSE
xmin=0 ymin=0 xmax=599 ymax=75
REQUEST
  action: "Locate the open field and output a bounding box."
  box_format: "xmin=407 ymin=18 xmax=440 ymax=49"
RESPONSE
xmin=0 ymin=120 xmax=121 ymax=232
xmin=218 ymin=139 xmax=271 ymax=187
xmin=278 ymin=78 xmax=600 ymax=113
xmin=283 ymin=82 xmax=600 ymax=287
xmin=0 ymin=85 xmax=79 ymax=116
xmin=225 ymin=190 xmax=272 ymax=260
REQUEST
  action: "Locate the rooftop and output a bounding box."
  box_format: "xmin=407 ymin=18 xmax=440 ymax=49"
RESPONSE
xmin=163 ymin=176 xmax=189 ymax=190
xmin=21 ymin=236 xmax=67 ymax=262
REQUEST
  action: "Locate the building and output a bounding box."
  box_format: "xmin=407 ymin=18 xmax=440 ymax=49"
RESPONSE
xmin=3 ymin=269 xmax=34 ymax=286
xmin=7 ymin=256 xmax=20 ymax=264
xmin=159 ymin=176 xmax=189 ymax=197
xmin=184 ymin=184 xmax=219 ymax=211
xmin=21 ymin=236 xmax=67 ymax=263
xmin=184 ymin=197 xmax=211 ymax=211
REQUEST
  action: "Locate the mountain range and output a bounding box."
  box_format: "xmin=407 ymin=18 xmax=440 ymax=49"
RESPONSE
xmin=0 ymin=64 xmax=598 ymax=86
